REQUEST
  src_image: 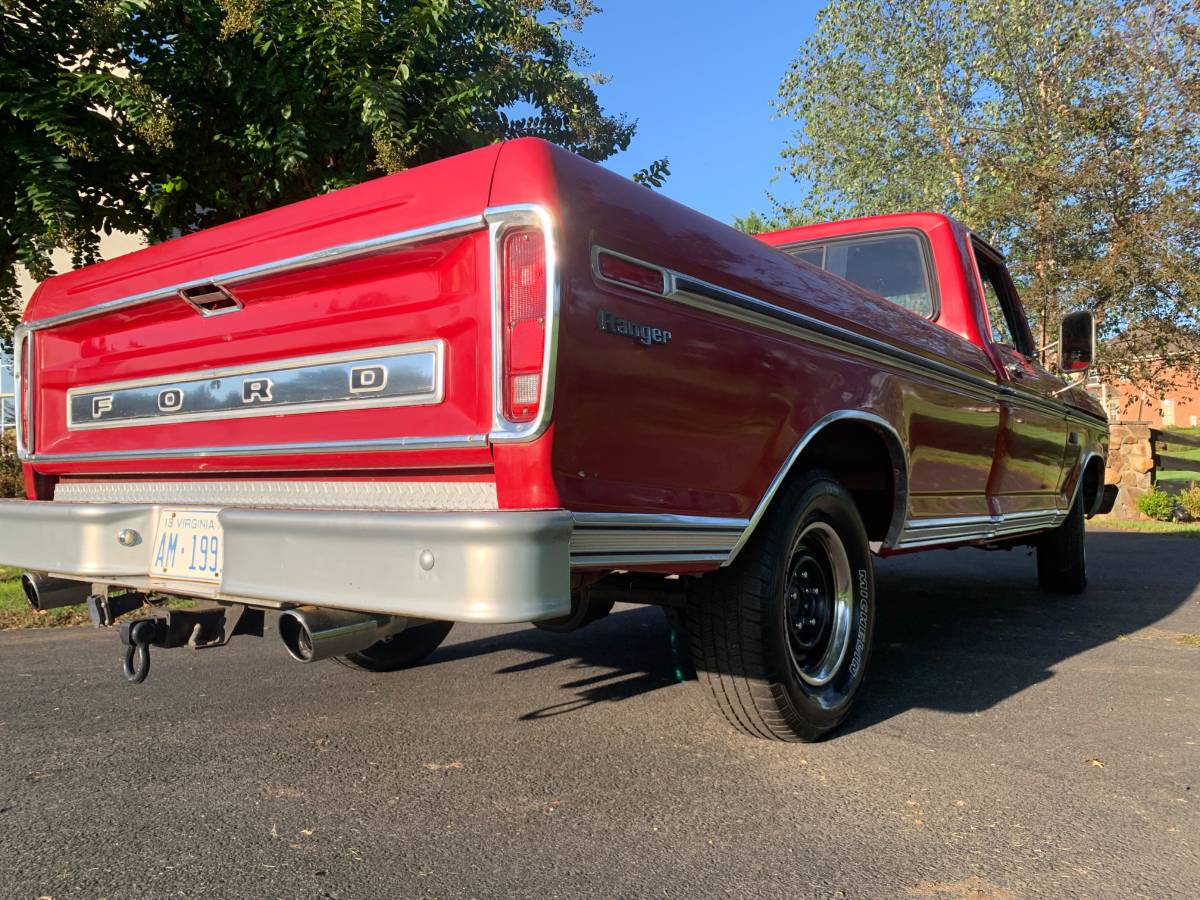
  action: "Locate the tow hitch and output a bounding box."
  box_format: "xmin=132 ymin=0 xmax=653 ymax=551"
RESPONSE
xmin=112 ymin=603 xmax=264 ymax=684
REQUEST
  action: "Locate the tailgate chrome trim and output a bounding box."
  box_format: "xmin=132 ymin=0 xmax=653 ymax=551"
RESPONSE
xmin=21 ymin=433 xmax=488 ymax=463
xmin=66 ymin=339 xmax=444 ymax=430
xmin=20 ymin=215 xmax=486 ymax=333
xmin=14 ymin=214 xmax=486 ymax=463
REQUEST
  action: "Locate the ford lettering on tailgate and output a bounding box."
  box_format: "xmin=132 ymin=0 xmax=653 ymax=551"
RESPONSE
xmin=67 ymin=340 xmax=444 ymax=429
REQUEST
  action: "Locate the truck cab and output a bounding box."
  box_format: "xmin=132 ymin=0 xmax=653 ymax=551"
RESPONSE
xmin=758 ymin=212 xmax=1108 ymax=542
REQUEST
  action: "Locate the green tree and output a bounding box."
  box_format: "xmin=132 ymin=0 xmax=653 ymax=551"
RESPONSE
xmin=732 ymin=210 xmax=771 ymax=236
xmin=768 ymin=0 xmax=1200 ymax=392
xmin=0 ymin=0 xmax=635 ymax=334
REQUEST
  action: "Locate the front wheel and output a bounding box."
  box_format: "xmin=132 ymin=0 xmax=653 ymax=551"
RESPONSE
xmin=686 ymin=471 xmax=875 ymax=741
xmin=339 ymin=620 xmax=454 ymax=672
xmin=1036 ymin=494 xmax=1087 ymax=594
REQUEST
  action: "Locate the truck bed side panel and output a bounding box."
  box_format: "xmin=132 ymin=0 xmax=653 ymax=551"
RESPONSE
xmin=541 ymin=146 xmax=1001 ymax=524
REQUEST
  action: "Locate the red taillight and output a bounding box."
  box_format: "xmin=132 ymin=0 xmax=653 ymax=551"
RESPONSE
xmin=597 ymin=251 xmax=666 ymax=294
xmin=502 ymin=228 xmax=547 ymax=422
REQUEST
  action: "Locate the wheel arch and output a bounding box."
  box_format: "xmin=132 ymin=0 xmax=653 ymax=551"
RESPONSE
xmin=725 ymin=410 xmax=910 ymax=565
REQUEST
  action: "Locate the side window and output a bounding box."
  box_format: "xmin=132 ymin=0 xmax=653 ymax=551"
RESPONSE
xmin=979 ymin=272 xmax=1015 ymax=347
xmin=973 ymin=243 xmax=1029 ymax=355
xmin=786 ymin=233 xmax=935 ymax=318
xmin=794 ymin=247 xmax=825 ymax=268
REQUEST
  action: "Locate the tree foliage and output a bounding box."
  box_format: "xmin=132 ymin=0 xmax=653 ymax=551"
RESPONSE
xmin=632 ymin=156 xmax=670 ymax=189
xmin=0 ymin=429 xmax=21 ymax=498
xmin=0 ymin=0 xmax=635 ymax=334
xmin=767 ymin=0 xmax=1200 ymax=392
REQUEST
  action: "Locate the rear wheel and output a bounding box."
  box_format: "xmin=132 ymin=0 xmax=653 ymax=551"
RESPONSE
xmin=1037 ymin=494 xmax=1087 ymax=594
xmin=686 ymin=471 xmax=875 ymax=742
xmin=339 ymin=620 xmax=454 ymax=672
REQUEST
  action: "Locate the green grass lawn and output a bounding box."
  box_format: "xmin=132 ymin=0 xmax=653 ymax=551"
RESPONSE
xmin=1089 ymin=518 xmax=1200 ymax=537
xmin=0 ymin=566 xmax=196 ymax=630
xmin=0 ymin=565 xmax=97 ymax=629
xmin=1156 ymin=430 xmax=1200 ymax=487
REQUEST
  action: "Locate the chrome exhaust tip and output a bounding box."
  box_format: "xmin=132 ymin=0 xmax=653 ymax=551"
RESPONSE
xmin=278 ymin=606 xmax=407 ymax=663
xmin=21 ymin=573 xmax=91 ymax=612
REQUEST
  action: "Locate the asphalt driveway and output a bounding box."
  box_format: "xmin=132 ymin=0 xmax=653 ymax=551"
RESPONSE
xmin=0 ymin=529 xmax=1196 ymax=899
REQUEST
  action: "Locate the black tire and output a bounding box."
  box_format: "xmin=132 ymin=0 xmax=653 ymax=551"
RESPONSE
xmin=686 ymin=471 xmax=875 ymax=742
xmin=339 ymin=620 xmax=454 ymax=672
xmin=1037 ymin=494 xmax=1087 ymax=594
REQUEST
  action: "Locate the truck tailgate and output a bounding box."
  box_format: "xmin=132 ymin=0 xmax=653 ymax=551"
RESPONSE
xmin=19 ymin=146 xmax=502 ymax=476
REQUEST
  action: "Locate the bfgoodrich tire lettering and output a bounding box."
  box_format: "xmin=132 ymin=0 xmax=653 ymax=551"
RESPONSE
xmin=686 ymin=471 xmax=876 ymax=741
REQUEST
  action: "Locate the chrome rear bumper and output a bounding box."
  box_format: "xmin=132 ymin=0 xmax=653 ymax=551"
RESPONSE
xmin=0 ymin=500 xmax=573 ymax=623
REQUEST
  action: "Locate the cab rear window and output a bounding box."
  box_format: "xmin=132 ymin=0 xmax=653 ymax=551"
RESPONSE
xmin=786 ymin=232 xmax=936 ymax=318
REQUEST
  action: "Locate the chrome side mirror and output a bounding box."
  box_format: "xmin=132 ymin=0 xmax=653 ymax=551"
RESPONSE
xmin=1059 ymin=311 xmax=1095 ymax=373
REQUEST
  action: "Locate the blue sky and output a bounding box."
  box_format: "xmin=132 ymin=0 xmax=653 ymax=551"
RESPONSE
xmin=579 ymin=1 xmax=821 ymax=225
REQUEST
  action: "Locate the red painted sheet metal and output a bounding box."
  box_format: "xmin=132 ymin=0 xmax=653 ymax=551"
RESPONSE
xmin=30 ymin=231 xmax=493 ymax=472
xmin=756 ymin=213 xmax=992 ymax=348
xmin=540 ymin=143 xmax=1001 ymax=520
xmin=21 ymin=146 xmax=515 ymax=479
xmin=25 ymin=145 xmax=503 ymax=322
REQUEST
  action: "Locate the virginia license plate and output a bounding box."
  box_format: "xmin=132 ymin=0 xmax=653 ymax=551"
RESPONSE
xmin=150 ymin=508 xmax=223 ymax=583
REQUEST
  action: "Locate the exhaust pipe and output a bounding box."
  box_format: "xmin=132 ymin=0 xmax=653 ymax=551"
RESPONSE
xmin=278 ymin=606 xmax=408 ymax=663
xmin=22 ymin=573 xmax=91 ymax=612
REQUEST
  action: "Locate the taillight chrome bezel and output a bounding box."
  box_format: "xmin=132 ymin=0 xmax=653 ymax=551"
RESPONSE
xmin=487 ymin=205 xmax=559 ymax=442
xmin=12 ymin=324 xmax=32 ymax=460
xmin=592 ymin=247 xmax=670 ymax=296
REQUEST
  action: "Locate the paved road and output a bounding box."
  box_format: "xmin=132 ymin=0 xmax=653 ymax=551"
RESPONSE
xmin=1 ymin=530 xmax=1197 ymax=900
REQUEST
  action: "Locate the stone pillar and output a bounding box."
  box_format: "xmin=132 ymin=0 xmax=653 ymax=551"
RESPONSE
xmin=1103 ymin=423 xmax=1155 ymax=518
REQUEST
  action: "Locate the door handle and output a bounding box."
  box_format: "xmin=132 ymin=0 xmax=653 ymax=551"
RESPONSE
xmin=1006 ymin=363 xmax=1026 ymax=380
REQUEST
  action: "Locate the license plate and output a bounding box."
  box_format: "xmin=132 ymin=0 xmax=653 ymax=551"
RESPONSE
xmin=150 ymin=508 xmax=223 ymax=583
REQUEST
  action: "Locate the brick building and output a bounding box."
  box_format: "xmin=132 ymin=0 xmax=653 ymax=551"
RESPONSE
xmin=1088 ymin=363 xmax=1200 ymax=429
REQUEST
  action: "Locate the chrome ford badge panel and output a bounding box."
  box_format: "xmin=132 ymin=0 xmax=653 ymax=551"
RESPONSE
xmin=67 ymin=340 xmax=444 ymax=430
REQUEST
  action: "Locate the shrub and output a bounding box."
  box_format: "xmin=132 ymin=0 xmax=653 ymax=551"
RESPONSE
xmin=0 ymin=430 xmax=24 ymax=499
xmin=1179 ymin=483 xmax=1200 ymax=522
xmin=1136 ymin=487 xmax=1175 ymax=521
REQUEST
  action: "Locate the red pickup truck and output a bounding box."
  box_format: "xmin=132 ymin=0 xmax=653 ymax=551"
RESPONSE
xmin=2 ymin=138 xmax=1110 ymax=741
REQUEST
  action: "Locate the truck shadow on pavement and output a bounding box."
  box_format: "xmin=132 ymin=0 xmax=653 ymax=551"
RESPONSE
xmin=430 ymin=606 xmax=685 ymax=721
xmin=426 ymin=531 xmax=1197 ymax=733
xmin=842 ymin=530 xmax=1199 ymax=736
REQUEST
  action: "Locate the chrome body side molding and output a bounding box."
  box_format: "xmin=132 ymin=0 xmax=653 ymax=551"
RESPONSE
xmin=570 ymin=512 xmax=746 ymax=567
xmin=895 ymin=507 xmax=1069 ymax=549
xmin=589 ymin=245 xmax=1109 ymax=431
